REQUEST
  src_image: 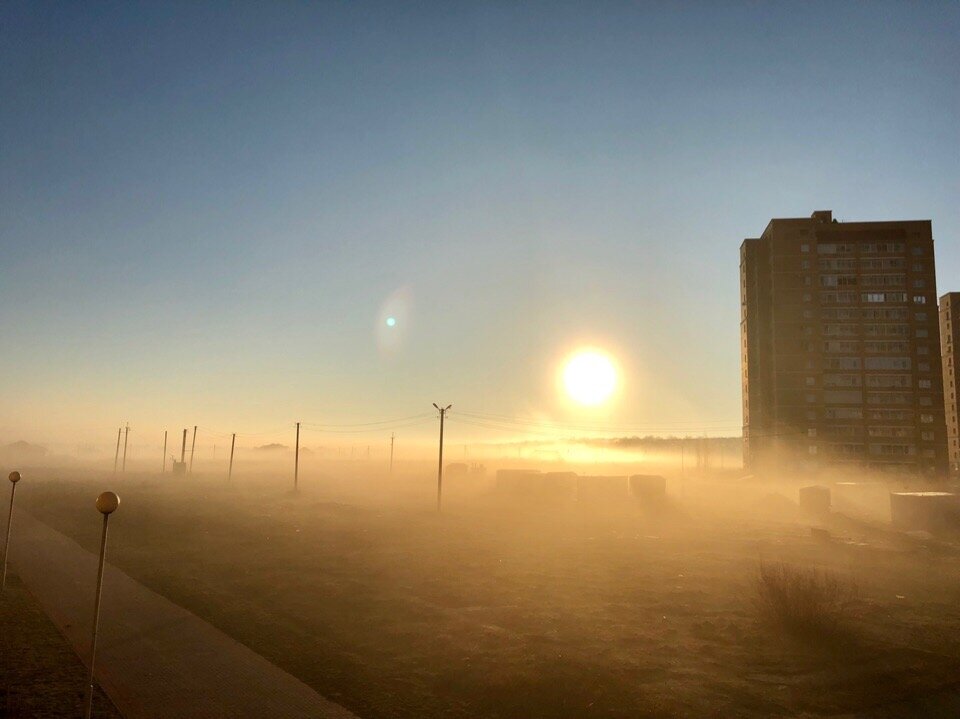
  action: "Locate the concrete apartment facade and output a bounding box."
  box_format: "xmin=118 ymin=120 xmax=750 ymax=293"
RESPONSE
xmin=939 ymin=292 xmax=960 ymax=473
xmin=740 ymin=210 xmax=947 ymax=477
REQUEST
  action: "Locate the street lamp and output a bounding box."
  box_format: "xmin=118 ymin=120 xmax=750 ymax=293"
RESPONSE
xmin=84 ymin=491 xmax=120 ymax=719
xmin=1 ymin=470 xmax=21 ymax=591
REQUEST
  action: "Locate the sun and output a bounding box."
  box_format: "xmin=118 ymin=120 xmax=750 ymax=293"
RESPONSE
xmin=562 ymin=349 xmax=618 ymax=406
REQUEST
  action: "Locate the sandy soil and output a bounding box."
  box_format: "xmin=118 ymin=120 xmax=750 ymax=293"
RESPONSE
xmin=12 ymin=469 xmax=960 ymax=718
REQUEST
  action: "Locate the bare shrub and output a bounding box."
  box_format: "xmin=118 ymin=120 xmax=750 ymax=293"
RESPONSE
xmin=754 ymin=562 xmax=856 ymax=638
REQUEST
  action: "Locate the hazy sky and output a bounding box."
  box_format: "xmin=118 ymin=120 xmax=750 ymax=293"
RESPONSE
xmin=2 ymin=2 xmax=958 ymax=449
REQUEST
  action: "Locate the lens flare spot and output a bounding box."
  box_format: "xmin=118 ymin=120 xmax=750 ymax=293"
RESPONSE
xmin=386 ymin=316 xmax=397 ymax=327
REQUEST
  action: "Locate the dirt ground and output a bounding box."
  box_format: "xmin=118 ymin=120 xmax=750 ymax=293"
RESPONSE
xmin=10 ymin=468 xmax=960 ymax=718
xmin=0 ymin=572 xmax=121 ymax=719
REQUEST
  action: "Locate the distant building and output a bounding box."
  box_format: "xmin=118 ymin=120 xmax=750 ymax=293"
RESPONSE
xmin=939 ymin=292 xmax=960 ymax=473
xmin=740 ymin=210 xmax=947 ymax=476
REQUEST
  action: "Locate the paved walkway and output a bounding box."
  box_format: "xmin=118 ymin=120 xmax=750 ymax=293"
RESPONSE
xmin=10 ymin=511 xmax=358 ymax=719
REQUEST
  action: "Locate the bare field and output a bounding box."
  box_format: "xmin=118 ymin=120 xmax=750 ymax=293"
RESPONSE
xmin=13 ymin=469 xmax=960 ymax=718
xmin=0 ymin=573 xmax=121 ymax=718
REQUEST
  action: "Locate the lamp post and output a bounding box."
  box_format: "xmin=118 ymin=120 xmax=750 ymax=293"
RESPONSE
xmin=1 ymin=471 xmax=21 ymax=591
xmin=84 ymin=491 xmax=120 ymax=719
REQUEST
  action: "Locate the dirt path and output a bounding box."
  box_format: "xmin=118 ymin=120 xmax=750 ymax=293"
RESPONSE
xmin=9 ymin=510 xmax=358 ymax=719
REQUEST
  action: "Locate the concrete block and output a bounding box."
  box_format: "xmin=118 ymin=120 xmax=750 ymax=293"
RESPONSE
xmin=629 ymin=474 xmax=666 ymax=501
xmin=890 ymin=492 xmax=960 ymax=531
xmin=577 ymin=475 xmax=629 ymax=502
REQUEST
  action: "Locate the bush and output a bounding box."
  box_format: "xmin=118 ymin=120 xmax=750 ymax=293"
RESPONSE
xmin=754 ymin=562 xmax=856 ymax=637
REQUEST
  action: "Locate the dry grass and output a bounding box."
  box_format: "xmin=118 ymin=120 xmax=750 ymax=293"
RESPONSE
xmin=755 ymin=562 xmax=857 ymax=638
xmin=15 ymin=474 xmax=960 ymax=717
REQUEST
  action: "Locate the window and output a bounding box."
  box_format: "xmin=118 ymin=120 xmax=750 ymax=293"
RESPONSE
xmin=869 ymin=443 xmax=916 ymax=456
xmin=866 ymin=375 xmax=910 ymax=389
xmin=918 ymin=345 xmax=929 ymax=355
xmin=823 ymin=340 xmax=859 ymax=353
xmin=915 ymin=312 xmax=927 ymax=321
xmin=863 ymin=292 xmax=907 ymax=303
xmin=921 ymin=413 xmax=934 ymax=423
xmin=820 ymin=258 xmax=856 ymax=271
xmin=913 ymin=279 xmax=926 ymax=288
xmin=919 ymin=379 xmax=931 ymax=389
xmin=801 ymin=244 xmax=810 ymax=253
xmin=861 ymin=274 xmax=905 ymax=287
xmin=864 ymin=357 xmax=910 ymax=370
xmin=867 ymin=392 xmax=909 ymax=405
xmin=825 ymin=324 xmax=859 ymax=336
xmin=806 ymin=377 xmax=815 ymax=386
xmin=825 ymin=408 xmax=863 ymax=419
xmin=826 ymin=357 xmax=862 ymax=370
xmin=912 ymin=246 xmax=924 ymax=255
xmin=801 ymin=260 xmax=810 ymax=270
xmin=824 ymin=374 xmax=861 ymax=387
xmin=864 ymin=341 xmax=909 ymax=353
xmin=869 ymin=409 xmax=910 ymax=421
xmin=823 ymin=308 xmax=859 ymax=320
xmin=916 ymin=329 xmax=928 ymax=338
xmin=808 ymin=445 xmax=818 ymax=454
xmin=920 ymin=397 xmax=932 ymax=406
xmin=869 ymin=427 xmax=912 ymax=439
xmin=914 ymin=295 xmax=927 ymax=304
xmin=805 ymin=393 xmax=817 ymax=403
xmin=864 ymin=308 xmax=908 ymax=320
xmin=808 ymin=429 xmax=817 ymax=437
xmin=825 ymin=390 xmax=863 ymax=404
xmin=922 ymin=431 xmax=934 ymax=441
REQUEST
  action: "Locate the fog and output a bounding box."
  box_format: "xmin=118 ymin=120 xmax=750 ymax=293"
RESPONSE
xmin=4 ymin=433 xmax=960 ymax=716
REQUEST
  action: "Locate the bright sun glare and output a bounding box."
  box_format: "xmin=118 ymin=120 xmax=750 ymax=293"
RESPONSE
xmin=562 ymin=349 xmax=618 ymax=406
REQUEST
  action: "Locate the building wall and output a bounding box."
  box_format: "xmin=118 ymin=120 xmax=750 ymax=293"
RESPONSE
xmin=939 ymin=293 xmax=960 ymax=473
xmin=741 ymin=210 xmax=947 ymax=477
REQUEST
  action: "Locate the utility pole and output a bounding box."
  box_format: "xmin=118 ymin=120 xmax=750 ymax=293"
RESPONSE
xmin=228 ymin=433 xmax=236 ymax=481
xmin=180 ymin=428 xmax=187 ymax=464
xmin=433 ymin=403 xmax=451 ymax=511
xmin=390 ymin=432 xmax=395 ymax=474
xmin=113 ymin=427 xmax=122 ymax=474
xmin=162 ymin=430 xmax=167 ymax=473
xmin=121 ymin=424 xmax=129 ymax=472
xmin=189 ymin=425 xmax=197 ymax=473
xmin=294 ymin=422 xmax=300 ymax=491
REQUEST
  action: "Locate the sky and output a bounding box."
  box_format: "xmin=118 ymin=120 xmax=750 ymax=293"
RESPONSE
xmin=1 ymin=1 xmax=959 ymax=452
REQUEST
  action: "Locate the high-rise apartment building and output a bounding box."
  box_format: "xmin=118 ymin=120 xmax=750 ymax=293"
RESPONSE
xmin=740 ymin=210 xmax=947 ymax=476
xmin=939 ymin=292 xmax=960 ymax=473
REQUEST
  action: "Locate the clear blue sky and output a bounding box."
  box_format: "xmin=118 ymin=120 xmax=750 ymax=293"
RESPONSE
xmin=2 ymin=1 xmax=958 ymax=448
